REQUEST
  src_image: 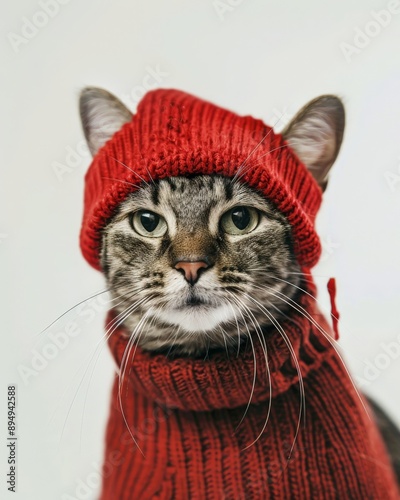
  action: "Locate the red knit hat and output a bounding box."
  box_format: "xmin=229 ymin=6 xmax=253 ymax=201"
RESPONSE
xmin=80 ymin=89 xmax=322 ymax=270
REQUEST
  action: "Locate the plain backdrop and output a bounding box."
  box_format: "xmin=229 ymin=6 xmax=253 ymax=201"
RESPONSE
xmin=2 ymin=1 xmax=400 ymax=498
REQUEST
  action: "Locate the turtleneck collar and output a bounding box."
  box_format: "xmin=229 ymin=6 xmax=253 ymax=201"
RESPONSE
xmin=107 ymin=285 xmax=334 ymax=412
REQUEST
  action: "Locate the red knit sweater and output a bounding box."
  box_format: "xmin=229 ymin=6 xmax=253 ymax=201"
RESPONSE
xmin=99 ymin=287 xmax=399 ymax=499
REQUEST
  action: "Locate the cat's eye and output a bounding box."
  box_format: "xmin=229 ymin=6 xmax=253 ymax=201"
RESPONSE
xmin=129 ymin=210 xmax=167 ymax=238
xmin=220 ymin=206 xmax=259 ymax=235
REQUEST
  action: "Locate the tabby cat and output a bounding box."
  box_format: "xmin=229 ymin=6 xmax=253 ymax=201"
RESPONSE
xmin=78 ymin=87 xmax=400 ymax=497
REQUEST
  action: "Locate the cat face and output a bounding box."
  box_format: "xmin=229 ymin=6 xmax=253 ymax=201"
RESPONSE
xmin=101 ymin=174 xmax=301 ymax=353
xmin=79 ymin=87 xmax=345 ymax=355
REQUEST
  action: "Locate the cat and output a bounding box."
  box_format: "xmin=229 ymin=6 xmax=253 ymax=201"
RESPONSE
xmin=78 ymin=86 xmax=400 ymax=498
xmin=80 ymin=88 xmax=340 ymax=357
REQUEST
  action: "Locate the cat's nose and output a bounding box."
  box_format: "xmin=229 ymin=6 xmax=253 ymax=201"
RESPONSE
xmin=174 ymin=260 xmax=209 ymax=285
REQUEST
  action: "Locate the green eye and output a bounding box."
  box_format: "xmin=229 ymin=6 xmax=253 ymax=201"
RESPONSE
xmin=130 ymin=210 xmax=167 ymax=238
xmin=220 ymin=206 xmax=259 ymax=235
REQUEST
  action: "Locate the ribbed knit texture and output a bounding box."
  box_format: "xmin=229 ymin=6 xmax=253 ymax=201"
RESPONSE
xmin=100 ymin=287 xmax=399 ymax=499
xmin=80 ymin=89 xmax=322 ymax=270
xmin=79 ymin=89 xmax=399 ymax=498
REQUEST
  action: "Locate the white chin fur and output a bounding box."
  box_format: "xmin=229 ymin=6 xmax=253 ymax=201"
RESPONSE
xmin=156 ymin=303 xmax=235 ymax=332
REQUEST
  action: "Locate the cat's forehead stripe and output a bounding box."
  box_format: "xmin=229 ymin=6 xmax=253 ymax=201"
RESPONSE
xmin=150 ymin=182 xmax=159 ymax=206
xmin=157 ymin=177 xmax=223 ymax=235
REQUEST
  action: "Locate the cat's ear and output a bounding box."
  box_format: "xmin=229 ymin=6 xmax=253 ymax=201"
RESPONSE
xmin=282 ymin=95 xmax=345 ymax=191
xmin=79 ymin=87 xmax=133 ymax=156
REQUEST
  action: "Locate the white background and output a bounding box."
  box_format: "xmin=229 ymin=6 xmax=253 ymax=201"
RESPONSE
xmin=2 ymin=1 xmax=400 ymax=499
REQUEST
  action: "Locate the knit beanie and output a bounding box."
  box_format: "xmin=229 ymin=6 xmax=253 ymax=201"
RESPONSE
xmin=80 ymin=89 xmax=322 ymax=270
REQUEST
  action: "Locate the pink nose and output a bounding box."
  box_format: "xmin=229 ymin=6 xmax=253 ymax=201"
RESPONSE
xmin=174 ymin=261 xmax=209 ymax=285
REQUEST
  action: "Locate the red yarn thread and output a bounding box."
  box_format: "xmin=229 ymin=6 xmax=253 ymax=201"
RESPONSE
xmin=327 ymin=277 xmax=340 ymax=340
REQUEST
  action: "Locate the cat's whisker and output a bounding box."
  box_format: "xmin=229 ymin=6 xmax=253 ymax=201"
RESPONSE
xmin=107 ymin=155 xmax=150 ymax=187
xmin=203 ymin=338 xmax=211 ymax=362
xmin=244 ymin=293 xmax=305 ymax=458
xmin=118 ymin=306 xmax=157 ymax=388
xmin=139 ymin=158 xmax=157 ymax=187
xmin=165 ymin=325 xmax=182 ymax=357
xmin=78 ymin=295 xmax=150 ymax=448
xmin=258 ymin=273 xmax=332 ymax=305
xmin=117 ymin=317 xmax=149 ymax=454
xmin=246 ymin=267 xmax=329 ymax=279
xmin=234 ymin=139 xmax=303 ymax=184
xmin=219 ymin=325 xmax=231 ymax=359
xmin=137 ymin=309 xmax=165 ymax=353
xmin=232 ymin=112 xmax=289 ymax=182
xmin=38 ymin=283 xmax=144 ymax=342
xmin=53 ymin=292 xmax=148 ymax=443
xmin=119 ymin=318 xmax=147 ymax=385
xmin=249 ymin=277 xmax=339 ymax=345
xmin=253 ymin=284 xmax=371 ymax=420
xmin=103 ymin=288 xmax=148 ymax=331
xmin=37 ymin=288 xmax=111 ymax=338
xmin=253 ymin=282 xmax=338 ymax=349
xmin=260 ymin=274 xmax=341 ymax=332
xmin=224 ymin=299 xmax=243 ymax=358
xmin=234 ymin=143 xmax=292 ymax=183
xmin=265 ymin=298 xmax=294 ymax=323
xmin=225 ymin=293 xmax=258 ymax=428
xmin=117 ymin=311 xmax=154 ymax=455
xmin=101 ymin=176 xmax=141 ymax=189
xmin=228 ymin=293 xmax=274 ymax=450
xmin=233 ymin=130 xmax=274 ymax=182
xmin=57 ymin=296 xmax=147 ymax=438
xmin=48 ymin=286 xmax=145 ymax=429
xmin=226 ymin=292 xmax=272 ymax=441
